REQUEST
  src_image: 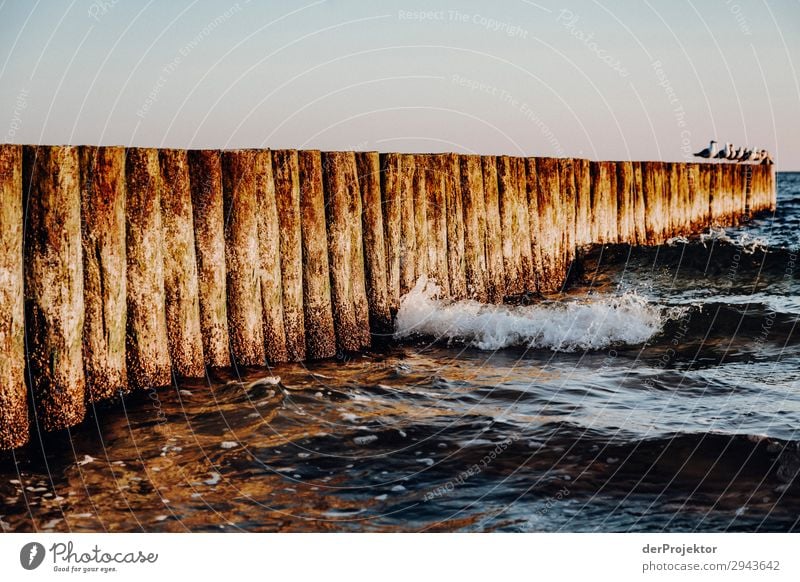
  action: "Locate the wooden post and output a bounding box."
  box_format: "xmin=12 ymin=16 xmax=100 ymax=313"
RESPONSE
xmin=187 ymin=150 xmax=231 ymax=368
xmin=590 ymin=161 xmax=615 ymax=244
xmin=79 ymin=146 xmax=128 ymax=402
xmin=253 ymin=150 xmax=289 ymax=363
xmin=322 ymin=151 xmax=370 ymax=353
xmin=535 ymin=157 xmax=564 ymax=291
xmin=420 ymin=154 xmax=449 ymax=296
xmin=413 ymin=155 xmax=429 ymax=286
xmin=355 ymin=152 xmax=392 ymax=334
xmin=125 ymin=148 xmax=172 ymax=389
xmin=558 ymin=158 xmax=577 ymax=271
xmin=665 ymin=162 xmax=679 ymax=238
xmin=641 ymin=161 xmax=664 ymax=245
xmin=574 ymin=159 xmax=592 ymax=248
xmin=616 ymin=161 xmax=635 ymax=244
xmin=297 ymin=150 xmax=336 ymax=360
xmin=443 ymin=153 xmax=467 ymax=299
xmin=271 ymin=150 xmax=306 ymax=361
xmin=676 ymin=163 xmax=691 ymax=234
xmin=0 ymin=145 xmax=27 ymax=448
xmin=23 ymin=146 xmax=86 ymax=431
xmin=515 ymin=157 xmax=535 ymax=292
xmin=709 ymin=165 xmax=723 ymax=226
xmin=159 ymin=149 xmax=205 ymax=377
xmin=525 ymin=158 xmax=543 ymax=292
xmin=497 ymin=155 xmax=523 ymax=295
xmin=632 ymin=162 xmax=647 ymax=245
xmin=398 ymin=154 xmax=417 ymax=296
xmin=222 ymin=150 xmax=265 ymax=366
xmin=380 ymin=153 xmax=402 ymax=312
xmin=481 ymin=155 xmax=505 ymax=302
xmin=460 ymin=154 xmax=488 ymax=301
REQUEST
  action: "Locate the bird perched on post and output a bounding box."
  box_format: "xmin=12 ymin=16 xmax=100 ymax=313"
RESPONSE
xmin=715 ymin=143 xmax=732 ymax=160
xmin=693 ymin=140 xmax=718 ymax=159
xmin=761 ymin=151 xmax=774 ymax=165
xmin=739 ymin=148 xmax=753 ymax=162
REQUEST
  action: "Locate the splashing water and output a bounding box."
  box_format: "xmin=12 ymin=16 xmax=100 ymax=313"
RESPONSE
xmin=394 ymin=277 xmax=674 ymax=352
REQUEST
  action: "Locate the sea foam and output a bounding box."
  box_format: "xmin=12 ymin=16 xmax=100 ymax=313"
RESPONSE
xmin=394 ymin=277 xmax=669 ymax=351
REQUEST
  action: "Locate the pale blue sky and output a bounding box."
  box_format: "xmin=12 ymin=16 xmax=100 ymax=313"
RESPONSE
xmin=2 ymin=0 xmax=799 ymax=168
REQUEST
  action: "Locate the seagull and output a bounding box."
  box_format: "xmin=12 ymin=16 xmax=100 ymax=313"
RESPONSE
xmin=715 ymin=142 xmax=732 ymax=159
xmin=761 ymin=151 xmax=774 ymax=165
xmin=729 ymin=146 xmax=743 ymax=160
xmin=693 ymin=140 xmax=718 ymax=159
xmin=739 ymin=148 xmax=753 ymax=162
xmin=750 ymin=149 xmax=763 ymax=163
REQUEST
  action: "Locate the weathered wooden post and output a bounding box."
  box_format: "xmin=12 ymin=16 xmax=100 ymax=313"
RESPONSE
xmin=482 ymin=155 xmax=505 ymax=302
xmin=355 ymin=152 xmax=392 ymax=334
xmin=159 ymin=149 xmax=205 ymax=377
xmin=380 ymin=153 xmax=402 ymax=312
xmin=535 ymin=157 xmax=564 ymax=291
xmin=525 ymin=158 xmax=543 ymax=292
xmin=515 ymin=157 xmax=535 ymax=292
xmin=616 ymin=161 xmax=636 ymax=244
xmin=443 ymin=153 xmax=467 ymax=299
xmin=497 ymin=155 xmax=523 ymax=295
xmin=272 ymin=150 xmax=306 ymax=361
xmin=253 ymin=150 xmax=288 ymax=363
xmin=574 ymin=159 xmax=593 ymax=248
xmin=398 ymin=154 xmax=417 ymax=296
xmin=23 ymin=146 xmax=86 ymax=431
xmin=0 ymin=145 xmax=27 ymax=448
xmin=460 ymin=154 xmax=488 ymax=301
xmin=632 ymin=162 xmax=647 ymax=245
xmin=222 ymin=149 xmax=265 ymax=366
xmin=413 ymin=155 xmax=429 ymax=286
xmin=187 ymin=150 xmax=231 ymax=368
xmin=322 ymin=151 xmax=370 ymax=353
xmin=420 ymin=154 xmax=450 ymax=296
xmin=558 ymin=158 xmax=577 ymax=271
xmin=297 ymin=150 xmax=336 ymax=360
xmin=79 ymin=146 xmax=128 ymax=402
xmin=125 ymin=148 xmax=172 ymax=389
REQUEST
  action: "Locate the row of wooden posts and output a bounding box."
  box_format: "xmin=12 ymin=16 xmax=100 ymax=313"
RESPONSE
xmin=0 ymin=144 xmax=776 ymax=449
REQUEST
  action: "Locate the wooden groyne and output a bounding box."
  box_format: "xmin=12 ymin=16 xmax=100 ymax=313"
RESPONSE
xmin=0 ymin=144 xmax=776 ymax=449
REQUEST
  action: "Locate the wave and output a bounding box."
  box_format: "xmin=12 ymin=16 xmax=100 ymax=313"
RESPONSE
xmin=394 ymin=277 xmax=681 ymax=352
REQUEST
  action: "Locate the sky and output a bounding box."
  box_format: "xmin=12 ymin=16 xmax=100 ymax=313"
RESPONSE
xmin=1 ymin=0 xmax=799 ymax=169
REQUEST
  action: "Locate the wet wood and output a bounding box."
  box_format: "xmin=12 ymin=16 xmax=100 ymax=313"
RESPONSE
xmin=443 ymin=153 xmax=467 ymax=299
xmin=159 ymin=149 xmax=205 ymax=378
xmin=482 ymin=155 xmax=505 ymax=302
xmin=574 ymin=159 xmax=592 ymax=248
xmin=187 ymin=150 xmax=231 ymax=368
xmin=222 ymin=149 xmax=265 ymax=366
xmin=380 ymin=153 xmax=402 ymax=312
xmin=616 ymin=161 xmax=636 ymax=244
xmin=323 ymin=151 xmax=370 ymax=353
xmin=272 ymin=150 xmax=306 ymax=361
xmin=515 ymin=157 xmax=536 ymax=292
xmin=298 ymin=150 xmax=336 ymax=360
xmin=79 ymin=146 xmax=128 ymax=402
xmin=125 ymin=148 xmax=172 ymax=390
xmin=356 ymin=152 xmax=392 ymax=335
xmin=420 ymin=155 xmax=450 ymax=296
xmin=558 ymin=158 xmax=577 ymax=272
xmin=413 ymin=155 xmax=429 ymax=287
xmin=535 ymin=157 xmax=564 ymax=291
xmin=497 ymin=155 xmax=523 ymax=295
xmin=460 ymin=154 xmax=488 ymax=301
xmin=632 ymin=162 xmax=647 ymax=245
xmin=525 ymin=158 xmax=543 ymax=292
xmin=0 ymin=145 xmax=27 ymax=448
xmin=398 ymin=154 xmax=417 ymax=296
xmin=23 ymin=146 xmax=86 ymax=430
xmin=253 ymin=150 xmax=288 ymax=363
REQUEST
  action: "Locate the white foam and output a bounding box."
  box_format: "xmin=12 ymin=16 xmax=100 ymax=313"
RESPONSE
xmin=394 ymin=277 xmax=669 ymax=352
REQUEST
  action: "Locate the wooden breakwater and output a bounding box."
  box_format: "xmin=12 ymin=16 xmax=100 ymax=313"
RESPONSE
xmin=0 ymin=144 xmax=776 ymax=449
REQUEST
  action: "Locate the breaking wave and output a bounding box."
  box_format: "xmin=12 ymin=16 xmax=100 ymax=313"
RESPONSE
xmin=394 ymin=277 xmax=681 ymax=352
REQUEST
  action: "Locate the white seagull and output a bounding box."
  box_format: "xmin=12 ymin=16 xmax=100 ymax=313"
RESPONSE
xmin=739 ymin=148 xmax=753 ymax=162
xmin=715 ymin=142 xmax=733 ymax=160
xmin=693 ymin=140 xmax=718 ymax=159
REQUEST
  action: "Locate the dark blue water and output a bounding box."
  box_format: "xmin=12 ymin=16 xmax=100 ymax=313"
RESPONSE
xmin=1 ymin=173 xmax=798 ymax=533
